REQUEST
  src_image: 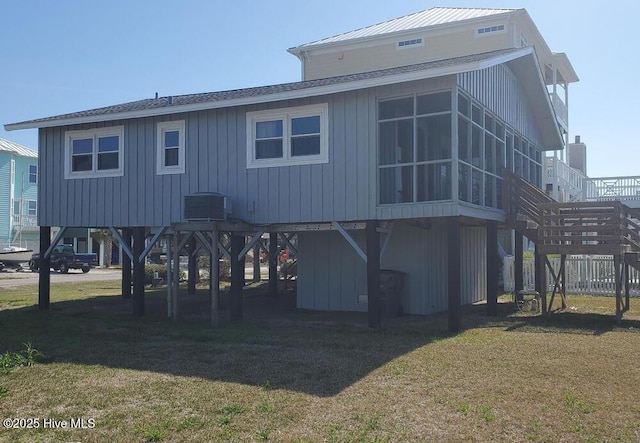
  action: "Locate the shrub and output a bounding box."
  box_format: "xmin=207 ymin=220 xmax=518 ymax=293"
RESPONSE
xmin=144 ymin=264 xmax=186 ymax=284
xmin=196 ymin=256 xmax=231 ymax=281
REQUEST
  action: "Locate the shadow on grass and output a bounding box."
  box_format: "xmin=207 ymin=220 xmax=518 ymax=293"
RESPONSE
xmin=2 ymin=285 xmax=638 ymax=397
xmin=0 ymin=286 xmax=450 ymax=398
xmin=500 ymin=310 xmax=640 ymax=335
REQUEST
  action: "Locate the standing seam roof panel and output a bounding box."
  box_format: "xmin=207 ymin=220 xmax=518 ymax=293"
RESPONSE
xmin=0 ymin=138 xmax=37 ymax=158
xmin=293 ymin=7 xmax=517 ymax=48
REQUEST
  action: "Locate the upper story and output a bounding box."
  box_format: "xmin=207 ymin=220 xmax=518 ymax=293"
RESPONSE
xmin=4 ymin=7 xmax=575 ymax=229
xmin=289 ymin=7 xmax=578 ymax=133
xmin=0 ymin=138 xmax=38 ymax=238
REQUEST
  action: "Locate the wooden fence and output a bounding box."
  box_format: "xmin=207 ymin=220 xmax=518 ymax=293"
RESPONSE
xmin=503 ymin=255 xmax=640 ymax=296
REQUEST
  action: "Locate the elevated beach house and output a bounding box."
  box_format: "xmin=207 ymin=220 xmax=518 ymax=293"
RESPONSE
xmin=0 ymin=138 xmax=39 ymax=251
xmin=5 ymin=7 xmax=578 ymax=330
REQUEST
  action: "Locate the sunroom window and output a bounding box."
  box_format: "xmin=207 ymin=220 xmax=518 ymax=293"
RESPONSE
xmin=64 ymin=126 xmax=124 ymax=179
xmin=378 ymin=91 xmax=452 ymax=204
xmin=246 ymin=103 xmax=328 ymax=168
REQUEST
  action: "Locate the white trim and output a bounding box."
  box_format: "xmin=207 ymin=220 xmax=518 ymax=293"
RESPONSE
xmin=246 ymin=103 xmax=329 ymax=169
xmin=5 ymin=48 xmax=534 ymax=131
xmin=156 ymin=120 xmax=186 ymax=175
xmin=27 ymin=199 xmax=37 ymax=216
xmin=64 ymin=126 xmax=125 ymax=179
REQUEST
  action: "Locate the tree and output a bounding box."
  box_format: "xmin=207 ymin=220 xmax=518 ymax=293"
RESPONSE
xmin=91 ymin=229 xmax=114 ymax=267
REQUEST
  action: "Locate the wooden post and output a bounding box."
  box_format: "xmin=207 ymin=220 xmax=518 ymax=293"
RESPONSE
xmin=514 ymin=230 xmax=524 ymax=297
xmin=121 ymin=228 xmax=132 ymax=299
xmin=252 ymin=243 xmax=261 ymax=283
xmin=448 ymin=217 xmax=461 ymax=333
xmin=132 ymin=227 xmax=145 ymax=317
xmin=614 ymin=254 xmax=622 ymax=324
xmin=166 ymin=234 xmax=173 ymax=318
xmin=38 ymin=226 xmax=51 ymax=311
xmin=230 ymin=233 xmax=245 ymax=321
xmin=535 ymin=244 xmax=546 ymax=314
xmin=486 ymin=220 xmax=498 ymax=316
xmin=210 ymin=226 xmax=220 ymax=327
xmin=366 ymin=220 xmax=381 ymax=329
xmin=560 ymin=254 xmax=567 ymax=309
xmin=268 ymin=232 xmax=278 ymax=297
xmin=172 ymin=230 xmax=180 ymax=321
xmin=624 ymin=263 xmax=630 ymax=312
xmin=187 ymin=237 xmax=197 ymax=295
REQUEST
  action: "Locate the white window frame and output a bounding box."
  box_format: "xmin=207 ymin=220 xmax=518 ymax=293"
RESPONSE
xmin=64 ymin=126 xmax=125 ymax=179
xmin=27 ymin=200 xmax=37 ymax=216
xmin=13 ymin=199 xmax=20 ymax=216
xmin=156 ymin=120 xmax=186 ymax=175
xmin=246 ymin=103 xmax=329 ymax=169
xmin=28 ymin=164 xmax=37 ymax=184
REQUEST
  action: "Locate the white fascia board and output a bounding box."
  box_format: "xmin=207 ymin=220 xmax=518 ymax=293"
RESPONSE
xmin=6 ymin=52 xmax=529 ymax=132
xmin=478 ymin=46 xmax=532 ymax=68
xmin=513 ymin=49 xmax=564 ymax=150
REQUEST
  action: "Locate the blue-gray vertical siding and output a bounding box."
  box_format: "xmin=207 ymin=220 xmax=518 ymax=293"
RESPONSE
xmin=458 ymin=63 xmax=543 ymax=147
xmin=296 ymin=222 xmax=487 ymax=315
xmin=38 ymin=65 xmax=538 ymax=228
xmin=39 ymin=89 xmax=380 ymax=227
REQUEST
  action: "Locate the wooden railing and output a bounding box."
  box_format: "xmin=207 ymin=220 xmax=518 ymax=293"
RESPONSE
xmin=504 ymin=171 xmax=640 ymax=256
xmin=503 ymin=171 xmax=553 ymax=224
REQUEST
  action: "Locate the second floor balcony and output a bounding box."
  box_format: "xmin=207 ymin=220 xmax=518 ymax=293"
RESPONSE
xmin=549 ymin=92 xmax=568 ymax=132
xmin=12 ymin=214 xmax=38 ymax=232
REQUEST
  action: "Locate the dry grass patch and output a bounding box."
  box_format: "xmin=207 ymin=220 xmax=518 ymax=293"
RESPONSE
xmin=1 ymin=282 xmax=640 ymax=442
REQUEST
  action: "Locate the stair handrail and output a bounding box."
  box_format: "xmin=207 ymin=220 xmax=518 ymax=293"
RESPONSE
xmin=503 ymin=170 xmax=554 ymax=225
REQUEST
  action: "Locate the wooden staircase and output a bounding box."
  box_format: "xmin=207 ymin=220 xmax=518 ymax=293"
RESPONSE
xmin=503 ymin=171 xmax=640 ymax=322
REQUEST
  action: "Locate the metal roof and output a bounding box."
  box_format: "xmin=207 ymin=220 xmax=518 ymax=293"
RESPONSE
xmin=0 ymin=138 xmax=37 ymax=158
xmin=291 ymin=7 xmax=518 ymax=50
xmin=5 ymin=48 xmax=527 ymax=131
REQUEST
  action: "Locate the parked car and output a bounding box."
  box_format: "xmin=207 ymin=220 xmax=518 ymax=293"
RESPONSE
xmin=29 ymin=244 xmax=99 ymax=274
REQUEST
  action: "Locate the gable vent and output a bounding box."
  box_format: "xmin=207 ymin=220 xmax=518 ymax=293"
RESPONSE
xmin=397 ymin=38 xmax=424 ymax=49
xmin=184 ymin=193 xmax=230 ymax=221
xmin=477 ymin=24 xmax=505 ymax=36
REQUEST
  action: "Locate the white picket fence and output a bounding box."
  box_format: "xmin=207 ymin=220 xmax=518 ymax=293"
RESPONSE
xmin=503 ymin=255 xmax=640 ymax=296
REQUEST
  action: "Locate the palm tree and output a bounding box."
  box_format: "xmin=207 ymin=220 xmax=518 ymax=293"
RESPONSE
xmin=91 ymin=229 xmax=114 ymax=267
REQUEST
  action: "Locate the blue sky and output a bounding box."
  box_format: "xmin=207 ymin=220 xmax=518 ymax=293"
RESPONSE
xmin=1 ymin=0 xmax=636 ymax=177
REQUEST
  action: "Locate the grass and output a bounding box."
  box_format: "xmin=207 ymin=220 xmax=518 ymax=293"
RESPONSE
xmin=1 ymin=280 xmax=640 ymax=442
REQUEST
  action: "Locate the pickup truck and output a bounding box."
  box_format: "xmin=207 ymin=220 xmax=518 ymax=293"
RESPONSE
xmin=29 ymin=244 xmax=99 ymax=273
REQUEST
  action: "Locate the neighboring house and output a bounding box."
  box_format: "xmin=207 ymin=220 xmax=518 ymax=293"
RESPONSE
xmin=5 ymin=7 xmax=579 ymax=328
xmin=545 ymin=136 xmax=640 ymax=207
xmin=0 ymin=138 xmax=39 ymax=250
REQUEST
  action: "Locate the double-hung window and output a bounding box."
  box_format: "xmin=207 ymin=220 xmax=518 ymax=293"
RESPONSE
xmin=64 ymin=126 xmax=124 ymax=179
xmin=246 ymin=103 xmax=328 ymax=168
xmin=29 ymin=165 xmax=37 ymax=183
xmin=157 ymin=120 xmax=186 ymax=174
xmin=27 ymin=200 xmax=37 ymax=216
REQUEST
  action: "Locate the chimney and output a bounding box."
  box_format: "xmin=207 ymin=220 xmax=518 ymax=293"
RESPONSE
xmin=567 ymin=135 xmax=587 ymax=175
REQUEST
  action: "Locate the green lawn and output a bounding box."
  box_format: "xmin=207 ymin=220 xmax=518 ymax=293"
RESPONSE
xmin=1 ymin=281 xmax=639 ymax=442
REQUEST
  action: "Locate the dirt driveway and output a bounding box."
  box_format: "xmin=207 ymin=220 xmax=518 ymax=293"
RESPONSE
xmin=0 ymin=268 xmax=122 ymax=288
